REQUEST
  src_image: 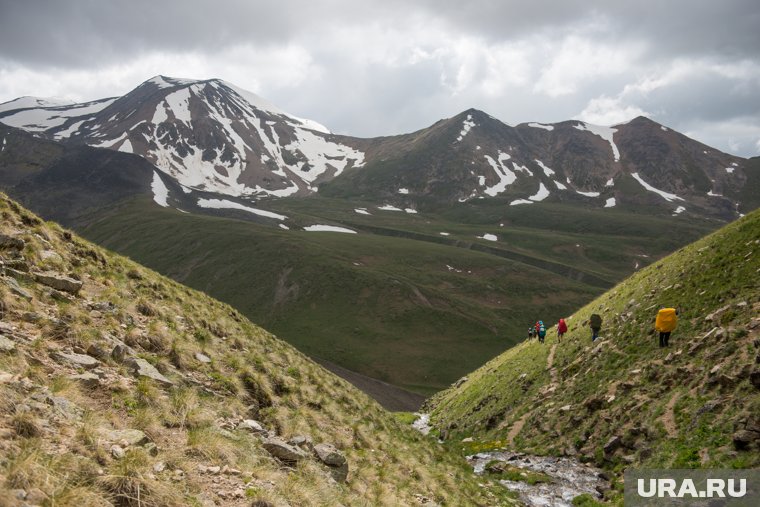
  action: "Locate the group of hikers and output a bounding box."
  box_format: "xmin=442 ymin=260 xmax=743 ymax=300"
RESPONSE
xmin=526 ymin=307 xmax=679 ymax=348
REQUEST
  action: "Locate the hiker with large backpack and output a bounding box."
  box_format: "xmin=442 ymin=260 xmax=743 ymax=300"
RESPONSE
xmin=589 ymin=313 xmax=602 ymax=342
xmin=537 ymin=320 xmax=547 ymax=344
xmin=655 ymin=307 xmax=678 ymax=347
xmin=527 ymin=327 xmax=535 ymax=341
xmin=557 ymin=318 xmax=568 ymax=342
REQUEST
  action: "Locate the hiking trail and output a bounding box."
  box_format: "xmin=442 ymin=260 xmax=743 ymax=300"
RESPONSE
xmin=547 ymin=343 xmax=558 ymax=383
xmin=661 ymin=392 xmax=679 ymax=438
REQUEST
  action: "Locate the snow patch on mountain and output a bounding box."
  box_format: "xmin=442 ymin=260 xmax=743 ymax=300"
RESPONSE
xmin=0 ymin=98 xmax=116 ymax=131
xmin=378 ymin=204 xmax=403 ymax=211
xmin=553 ymin=180 xmax=567 ymax=190
xmin=285 ymin=128 xmax=365 ymax=182
xmin=151 ymin=172 xmax=170 ymax=207
xmin=725 ymin=167 xmax=735 ymax=174
xmin=576 ymin=190 xmax=600 ymax=197
xmin=354 ymin=208 xmax=371 ymax=215
xmin=457 ymin=115 xmax=476 ymax=142
xmin=604 ymin=197 xmax=616 ymax=208
xmin=164 ymin=88 xmax=192 ymax=123
xmin=707 ymin=190 xmax=723 ymax=197
xmin=631 ymin=173 xmax=684 ymax=202
xmin=477 ymin=233 xmax=497 ymax=241
xmin=152 ymin=102 xmax=169 ymax=124
xmin=398 ymin=188 xmax=409 ymax=194
xmin=197 ymin=198 xmax=287 ymax=220
xmin=483 ymin=152 xmax=516 ymax=196
xmin=574 ymin=122 xmax=620 ymax=162
xmin=510 ymin=199 xmax=533 ymax=206
xmin=605 ymin=178 xmax=614 ymax=187
xmin=529 ymin=183 xmax=550 ymax=202
xmin=528 ymin=123 xmax=554 ymax=131
xmin=118 ymin=139 xmax=133 ymax=153
xmin=304 ymin=225 xmax=356 ymax=234
xmin=54 ymin=120 xmax=86 ymax=139
xmin=535 ymin=159 xmax=555 ymax=177
xmin=0 ymin=96 xmax=75 ymax=113
xmin=673 ymin=206 xmax=686 ymax=216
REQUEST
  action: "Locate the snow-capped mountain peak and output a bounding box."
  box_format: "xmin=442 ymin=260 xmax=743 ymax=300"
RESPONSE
xmin=0 ymin=76 xmax=360 ymax=198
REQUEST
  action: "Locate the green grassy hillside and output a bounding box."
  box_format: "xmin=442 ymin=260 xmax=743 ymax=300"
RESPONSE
xmin=77 ymin=195 xmax=714 ymax=397
xmin=0 ymin=194 xmax=515 ymax=506
xmin=426 ymin=207 xmax=760 ymax=487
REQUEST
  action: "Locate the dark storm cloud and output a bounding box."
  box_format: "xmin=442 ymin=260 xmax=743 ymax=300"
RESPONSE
xmin=0 ymin=0 xmax=759 ymax=156
xmin=6 ymin=0 xmax=757 ymax=66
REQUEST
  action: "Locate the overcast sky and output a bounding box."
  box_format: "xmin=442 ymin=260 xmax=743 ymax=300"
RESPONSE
xmin=1 ymin=0 xmax=759 ymax=156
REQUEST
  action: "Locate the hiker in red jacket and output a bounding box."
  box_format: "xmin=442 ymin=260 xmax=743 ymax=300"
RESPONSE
xmin=557 ymin=318 xmax=568 ymax=342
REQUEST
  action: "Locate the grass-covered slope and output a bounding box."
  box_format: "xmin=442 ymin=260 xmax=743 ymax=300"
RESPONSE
xmin=427 ymin=207 xmax=760 ymax=473
xmin=80 ymin=197 xmax=608 ymax=395
xmin=0 ymin=194 xmax=514 ymax=506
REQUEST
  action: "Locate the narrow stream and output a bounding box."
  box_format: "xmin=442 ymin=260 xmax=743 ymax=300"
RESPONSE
xmin=412 ymin=414 xmax=607 ymax=506
xmin=469 ymin=450 xmax=607 ymax=506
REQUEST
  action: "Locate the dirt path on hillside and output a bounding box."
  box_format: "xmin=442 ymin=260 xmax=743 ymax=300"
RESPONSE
xmin=661 ymin=392 xmax=679 ymax=438
xmin=547 ymin=343 xmax=558 ymax=383
xmin=507 ymin=410 xmax=532 ymax=445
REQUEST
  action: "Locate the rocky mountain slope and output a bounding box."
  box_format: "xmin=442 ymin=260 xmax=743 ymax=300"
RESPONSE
xmin=2 ymin=77 xmax=757 ymax=222
xmin=425 ymin=206 xmax=760 ymax=497
xmin=0 ymin=194 xmax=515 ymax=506
xmin=0 ymin=76 xmax=364 ymax=199
xmin=322 ymin=111 xmax=755 ymax=221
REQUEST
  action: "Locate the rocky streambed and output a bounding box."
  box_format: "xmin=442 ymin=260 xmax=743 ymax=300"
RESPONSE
xmin=469 ymin=451 xmax=607 ymax=506
xmin=412 ymin=414 xmax=607 ymax=506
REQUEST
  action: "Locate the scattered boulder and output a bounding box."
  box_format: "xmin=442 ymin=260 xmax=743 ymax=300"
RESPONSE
xmin=34 ymin=272 xmax=83 ymax=295
xmin=732 ymin=430 xmax=759 ymax=450
xmin=3 ymin=276 xmax=33 ymax=300
xmin=101 ymin=428 xmax=150 ymax=446
xmin=452 ymin=376 xmax=469 ymax=388
xmin=42 ymin=394 xmax=82 ymax=420
xmin=0 ymin=234 xmax=25 ymax=250
xmin=289 ymin=435 xmax=314 ymax=452
xmin=86 ymin=343 xmax=110 ymax=360
xmin=68 ymin=372 xmax=101 ymax=388
xmin=313 ymin=443 xmax=349 ymax=482
xmin=0 ymin=335 xmax=15 ymax=352
xmin=53 ymin=351 xmax=100 ymax=370
xmin=262 ymin=437 xmax=309 ymax=464
xmin=111 ymin=344 xmax=129 ymax=363
xmin=603 ymin=436 xmax=622 ymax=456
xmin=705 ymin=305 xmax=731 ymax=323
xmin=194 ymin=352 xmax=212 ymax=364
xmin=237 ymin=419 xmax=268 ymax=436
xmin=111 ymin=445 xmax=126 ymax=459
xmin=124 ymin=357 xmax=174 ymax=387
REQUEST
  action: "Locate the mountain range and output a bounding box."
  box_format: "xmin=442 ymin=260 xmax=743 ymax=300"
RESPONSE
xmin=1 ymin=75 xmax=757 ymax=220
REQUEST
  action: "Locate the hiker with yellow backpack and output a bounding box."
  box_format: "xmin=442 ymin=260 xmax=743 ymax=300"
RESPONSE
xmin=655 ymin=307 xmax=679 ymax=347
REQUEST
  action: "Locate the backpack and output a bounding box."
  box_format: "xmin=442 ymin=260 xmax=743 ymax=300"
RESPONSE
xmin=590 ymin=314 xmax=602 ymax=329
xmin=655 ymin=308 xmax=678 ymax=332
xmin=538 ymin=323 xmax=546 ymax=338
xmin=558 ymin=319 xmax=568 ymax=334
